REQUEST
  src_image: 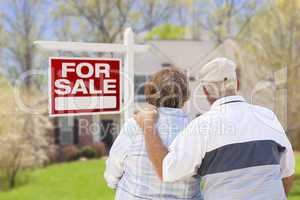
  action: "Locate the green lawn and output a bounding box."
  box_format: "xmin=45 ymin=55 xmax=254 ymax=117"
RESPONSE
xmin=0 ymin=155 xmax=299 ymax=200
xmin=0 ymin=160 xmax=114 ymax=200
xmin=289 ymin=154 xmax=300 ymax=200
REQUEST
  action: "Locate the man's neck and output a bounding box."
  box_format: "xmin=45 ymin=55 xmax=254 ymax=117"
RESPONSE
xmin=208 ymin=92 xmax=238 ymax=106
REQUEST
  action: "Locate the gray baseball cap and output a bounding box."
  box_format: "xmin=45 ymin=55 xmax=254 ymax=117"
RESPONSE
xmin=199 ymin=57 xmax=237 ymax=82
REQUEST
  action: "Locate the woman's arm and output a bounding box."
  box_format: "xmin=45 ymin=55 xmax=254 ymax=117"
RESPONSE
xmin=104 ymin=119 xmax=135 ymax=189
xmin=279 ymin=127 xmax=295 ymax=196
xmin=282 ymin=175 xmax=294 ymax=195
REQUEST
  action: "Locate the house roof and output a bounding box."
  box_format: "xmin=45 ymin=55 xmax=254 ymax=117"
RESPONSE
xmin=134 ymin=40 xmax=214 ymax=75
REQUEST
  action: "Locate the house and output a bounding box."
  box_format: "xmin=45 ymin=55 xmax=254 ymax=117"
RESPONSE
xmin=54 ymin=39 xmax=286 ymax=149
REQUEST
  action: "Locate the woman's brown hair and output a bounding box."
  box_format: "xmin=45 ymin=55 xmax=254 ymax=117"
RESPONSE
xmin=144 ymin=68 xmax=189 ymax=108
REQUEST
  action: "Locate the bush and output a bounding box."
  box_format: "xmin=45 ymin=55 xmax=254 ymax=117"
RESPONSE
xmin=0 ymin=115 xmax=54 ymax=190
xmin=0 ymin=85 xmax=55 ymax=190
xmin=62 ymin=145 xmax=80 ymax=161
xmin=80 ymin=146 xmax=96 ymax=159
xmin=91 ymin=143 xmax=106 ymax=158
xmin=47 ymin=148 xmax=60 ymax=164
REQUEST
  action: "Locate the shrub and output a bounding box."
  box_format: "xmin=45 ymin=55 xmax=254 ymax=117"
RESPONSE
xmin=47 ymin=147 xmax=60 ymax=164
xmin=91 ymin=143 xmax=106 ymax=158
xmin=0 ymin=84 xmax=56 ymax=190
xmin=80 ymin=146 xmax=96 ymax=159
xmin=62 ymin=145 xmax=80 ymax=161
xmin=0 ymin=114 xmax=54 ymax=190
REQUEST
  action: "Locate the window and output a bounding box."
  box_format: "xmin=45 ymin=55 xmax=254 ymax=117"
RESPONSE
xmin=134 ymin=75 xmax=149 ymax=102
xmin=189 ymin=76 xmax=196 ymax=81
xmin=100 ymin=120 xmax=114 ymax=151
xmin=58 ymin=117 xmax=74 ymax=145
xmin=162 ymin=63 xmax=173 ymax=68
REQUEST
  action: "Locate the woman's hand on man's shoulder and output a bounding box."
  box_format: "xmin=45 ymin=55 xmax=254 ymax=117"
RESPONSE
xmin=134 ymin=104 xmax=158 ymax=131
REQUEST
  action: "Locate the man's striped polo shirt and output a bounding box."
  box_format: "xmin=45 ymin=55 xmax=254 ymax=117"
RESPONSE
xmin=162 ymin=95 xmax=295 ymax=200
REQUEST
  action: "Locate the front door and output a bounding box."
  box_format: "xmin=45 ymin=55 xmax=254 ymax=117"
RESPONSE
xmin=100 ymin=120 xmax=114 ymax=151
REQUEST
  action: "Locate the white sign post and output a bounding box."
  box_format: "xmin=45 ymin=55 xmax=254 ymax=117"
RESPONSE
xmin=35 ymin=27 xmax=149 ymax=122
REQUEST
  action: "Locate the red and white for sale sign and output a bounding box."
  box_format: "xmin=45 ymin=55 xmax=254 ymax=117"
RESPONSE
xmin=49 ymin=57 xmax=121 ymax=116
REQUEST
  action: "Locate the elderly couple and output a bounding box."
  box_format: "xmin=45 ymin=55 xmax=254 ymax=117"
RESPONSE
xmin=104 ymin=58 xmax=295 ymax=200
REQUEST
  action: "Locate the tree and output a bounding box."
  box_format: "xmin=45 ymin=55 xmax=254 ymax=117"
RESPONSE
xmin=145 ymin=24 xmax=186 ymax=40
xmin=0 ymin=1 xmax=56 ymax=189
xmin=191 ymin=0 xmax=259 ymax=44
xmin=2 ymin=0 xmax=47 ymax=87
xmin=132 ymin=0 xmax=176 ymax=32
xmin=0 ymin=13 xmax=7 ymax=75
xmin=53 ymin=0 xmax=136 ymax=43
xmin=53 ymin=0 xmax=177 ymax=43
xmin=0 ymin=113 xmax=54 ymax=189
xmin=241 ymin=0 xmax=300 ymax=70
xmin=0 ymin=77 xmax=54 ymax=190
xmin=0 ymin=15 xmax=5 ymax=48
xmin=241 ymin=0 xmax=300 ymax=148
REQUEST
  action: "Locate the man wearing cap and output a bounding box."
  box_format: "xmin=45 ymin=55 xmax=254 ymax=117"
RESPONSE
xmin=135 ymin=57 xmax=295 ymax=199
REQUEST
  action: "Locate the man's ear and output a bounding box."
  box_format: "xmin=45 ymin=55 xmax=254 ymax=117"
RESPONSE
xmin=203 ymin=85 xmax=217 ymax=105
xmin=202 ymin=86 xmax=209 ymax=96
xmin=237 ymin=79 xmax=240 ymax=91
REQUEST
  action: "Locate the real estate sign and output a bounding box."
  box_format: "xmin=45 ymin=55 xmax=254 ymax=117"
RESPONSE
xmin=49 ymin=57 xmax=121 ymax=116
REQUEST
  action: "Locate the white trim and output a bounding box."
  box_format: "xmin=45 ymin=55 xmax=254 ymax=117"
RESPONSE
xmin=55 ymin=96 xmax=117 ymax=111
xmin=50 ymin=110 xmax=121 ymax=117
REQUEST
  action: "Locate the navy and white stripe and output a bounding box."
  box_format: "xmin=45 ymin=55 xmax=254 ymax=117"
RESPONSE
xmin=198 ymin=140 xmax=286 ymax=176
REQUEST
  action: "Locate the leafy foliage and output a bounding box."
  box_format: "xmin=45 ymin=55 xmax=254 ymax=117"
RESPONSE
xmin=0 ymin=78 xmax=55 ymax=190
xmin=240 ymin=0 xmax=300 ymax=70
xmin=2 ymin=0 xmax=48 ymax=86
xmin=79 ymin=146 xmax=96 ymax=159
xmin=240 ymin=0 xmax=300 ymax=147
xmin=145 ymin=24 xmax=186 ymax=40
xmin=53 ymin=0 xmax=178 ymax=43
xmin=62 ymin=145 xmax=80 ymax=161
xmin=189 ymin=0 xmax=259 ymax=43
xmin=91 ymin=143 xmax=106 ymax=158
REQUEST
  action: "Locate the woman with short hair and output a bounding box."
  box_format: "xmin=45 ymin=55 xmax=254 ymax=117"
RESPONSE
xmin=104 ymin=68 xmax=202 ymax=200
